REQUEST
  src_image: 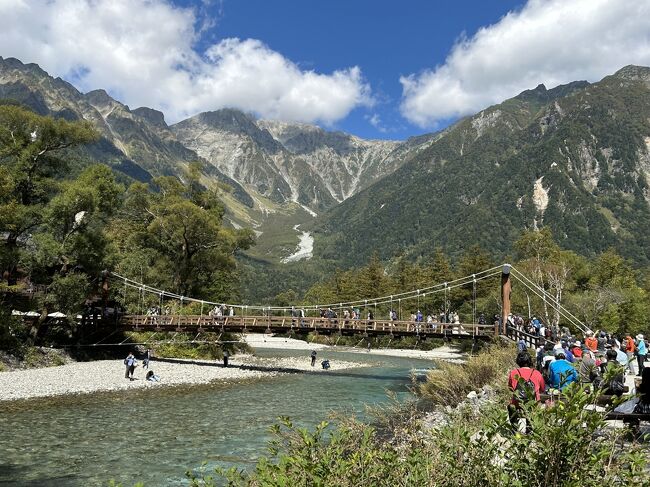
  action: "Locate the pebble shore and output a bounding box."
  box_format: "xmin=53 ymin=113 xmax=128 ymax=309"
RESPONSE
xmin=0 ymin=354 xmax=362 ymax=402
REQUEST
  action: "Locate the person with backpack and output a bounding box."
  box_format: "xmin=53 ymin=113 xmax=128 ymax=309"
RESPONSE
xmin=600 ymin=349 xmax=626 ymax=396
xmin=509 ymin=351 xmax=545 ymax=403
xmin=124 ymin=352 xmax=137 ymax=381
xmin=508 ymin=351 xmax=545 ymax=432
xmin=515 ymin=337 xmax=526 ymax=352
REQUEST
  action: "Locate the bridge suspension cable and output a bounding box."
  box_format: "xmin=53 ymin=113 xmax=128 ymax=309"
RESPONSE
xmin=508 ymin=266 xmax=588 ymax=334
xmin=109 ymin=265 xmax=503 ymax=314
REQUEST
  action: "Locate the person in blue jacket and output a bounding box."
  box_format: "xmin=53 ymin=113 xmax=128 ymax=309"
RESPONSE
xmin=549 ymin=350 xmax=578 ymax=391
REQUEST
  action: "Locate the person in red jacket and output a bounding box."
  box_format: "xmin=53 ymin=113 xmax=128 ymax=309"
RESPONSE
xmin=625 ymin=335 xmax=636 ymax=375
xmin=508 ymin=351 xmax=546 ymax=433
xmin=509 ymin=351 xmax=546 ymax=403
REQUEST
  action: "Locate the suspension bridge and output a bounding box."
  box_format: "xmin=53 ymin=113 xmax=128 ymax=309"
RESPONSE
xmin=77 ymin=263 xmax=590 ymax=348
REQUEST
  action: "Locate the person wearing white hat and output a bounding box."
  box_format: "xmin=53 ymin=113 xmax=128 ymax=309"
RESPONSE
xmin=636 ymin=335 xmax=647 ymax=376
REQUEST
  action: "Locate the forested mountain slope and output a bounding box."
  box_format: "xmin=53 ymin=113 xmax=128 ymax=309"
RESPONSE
xmin=313 ymin=66 xmax=650 ymax=267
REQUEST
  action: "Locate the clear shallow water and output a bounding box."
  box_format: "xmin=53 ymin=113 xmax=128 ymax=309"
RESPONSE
xmin=0 ymin=349 xmax=434 ymax=486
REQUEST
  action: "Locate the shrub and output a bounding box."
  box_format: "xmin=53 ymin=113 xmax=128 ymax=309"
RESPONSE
xmin=125 ymin=331 xmax=250 ymax=360
xmin=418 ymin=343 xmax=515 ymax=406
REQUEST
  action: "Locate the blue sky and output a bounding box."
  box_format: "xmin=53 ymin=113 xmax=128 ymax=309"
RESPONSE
xmin=3 ymin=0 xmax=650 ymax=140
xmin=182 ymin=0 xmax=526 ymax=139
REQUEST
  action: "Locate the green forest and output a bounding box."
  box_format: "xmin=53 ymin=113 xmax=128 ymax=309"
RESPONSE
xmin=0 ymin=104 xmax=254 ymax=352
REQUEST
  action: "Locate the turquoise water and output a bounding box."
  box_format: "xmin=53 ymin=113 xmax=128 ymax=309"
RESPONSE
xmin=0 ymin=349 xmax=434 ymax=486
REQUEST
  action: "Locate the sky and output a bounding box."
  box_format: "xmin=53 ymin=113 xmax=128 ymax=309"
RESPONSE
xmin=1 ymin=0 xmax=650 ymax=140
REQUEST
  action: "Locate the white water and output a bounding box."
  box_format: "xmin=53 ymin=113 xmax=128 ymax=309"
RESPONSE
xmin=281 ymin=224 xmax=314 ymax=263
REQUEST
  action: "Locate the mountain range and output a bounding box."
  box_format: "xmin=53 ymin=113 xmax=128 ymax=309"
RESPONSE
xmin=2 ymin=56 xmax=650 ymax=279
xmin=312 ymin=66 xmax=650 ymax=267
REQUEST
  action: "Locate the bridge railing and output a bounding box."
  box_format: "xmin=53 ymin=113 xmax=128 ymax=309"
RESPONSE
xmin=121 ymin=314 xmax=496 ymax=337
xmin=506 ymin=325 xmax=541 ymax=349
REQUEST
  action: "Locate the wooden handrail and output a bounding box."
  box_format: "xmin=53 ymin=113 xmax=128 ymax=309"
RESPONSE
xmin=119 ymin=315 xmax=496 ymax=336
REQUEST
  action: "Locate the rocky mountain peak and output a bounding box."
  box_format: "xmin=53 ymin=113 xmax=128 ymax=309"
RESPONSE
xmin=514 ymin=80 xmax=589 ymax=105
xmin=0 ymin=56 xmax=47 ymax=77
xmin=612 ymin=65 xmax=650 ymax=82
xmin=132 ymin=106 xmax=167 ymax=128
xmin=175 ymin=108 xmax=283 ymax=154
xmin=84 ymin=89 xmax=120 ymax=109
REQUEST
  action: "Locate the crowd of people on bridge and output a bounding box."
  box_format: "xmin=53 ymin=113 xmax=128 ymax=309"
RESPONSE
xmin=296 ymin=306 xmax=468 ymax=333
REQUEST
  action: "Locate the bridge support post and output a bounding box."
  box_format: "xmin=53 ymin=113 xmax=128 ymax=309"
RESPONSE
xmin=501 ymin=264 xmax=511 ymax=336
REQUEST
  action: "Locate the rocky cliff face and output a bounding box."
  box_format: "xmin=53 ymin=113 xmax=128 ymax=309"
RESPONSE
xmin=172 ymin=111 xmax=403 ymax=213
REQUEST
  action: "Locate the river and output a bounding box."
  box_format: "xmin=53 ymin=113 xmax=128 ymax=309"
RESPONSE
xmin=0 ymin=349 xmax=434 ymax=486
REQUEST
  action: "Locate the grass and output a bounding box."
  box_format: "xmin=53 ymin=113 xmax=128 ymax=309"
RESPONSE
xmin=418 ymin=342 xmax=516 ymax=406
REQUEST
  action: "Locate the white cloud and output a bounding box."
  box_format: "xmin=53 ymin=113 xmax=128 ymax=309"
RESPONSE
xmin=0 ymin=0 xmax=372 ymax=124
xmin=400 ymin=0 xmax=650 ymax=127
xmin=366 ymin=113 xmax=387 ymax=133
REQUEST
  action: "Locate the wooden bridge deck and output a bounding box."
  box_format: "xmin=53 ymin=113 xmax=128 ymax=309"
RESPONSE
xmin=120 ymin=315 xmax=497 ymax=340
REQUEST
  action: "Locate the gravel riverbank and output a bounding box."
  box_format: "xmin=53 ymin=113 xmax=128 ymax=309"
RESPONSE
xmin=0 ymin=354 xmax=363 ymax=402
xmin=244 ymin=334 xmax=465 ymax=361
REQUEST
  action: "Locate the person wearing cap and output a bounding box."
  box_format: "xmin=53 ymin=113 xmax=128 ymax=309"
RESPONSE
xmin=579 ymin=348 xmax=599 ymax=384
xmin=636 ymin=335 xmax=647 ymax=376
xmin=548 ymin=350 xmax=578 ymax=391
